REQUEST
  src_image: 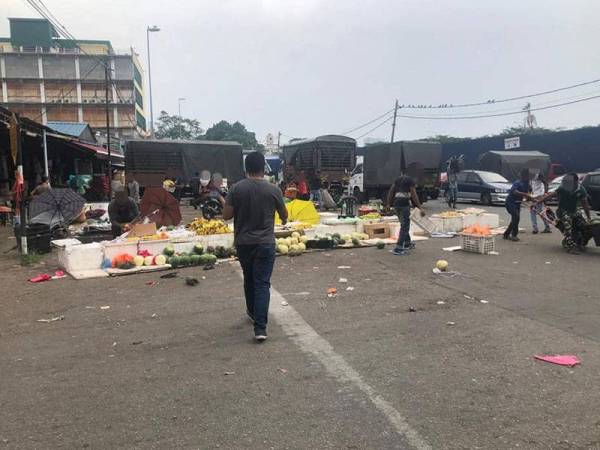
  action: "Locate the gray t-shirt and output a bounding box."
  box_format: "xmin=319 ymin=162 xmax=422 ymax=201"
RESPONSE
xmin=226 ymin=178 xmax=285 ymax=246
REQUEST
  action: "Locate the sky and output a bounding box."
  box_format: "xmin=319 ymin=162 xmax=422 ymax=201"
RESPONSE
xmin=3 ymin=0 xmax=600 ymax=145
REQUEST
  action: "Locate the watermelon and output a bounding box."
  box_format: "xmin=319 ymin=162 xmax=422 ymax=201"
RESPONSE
xmin=193 ymin=244 xmax=204 ymax=255
xmin=144 ymin=256 xmax=154 ymax=266
xmin=163 ymin=245 xmax=175 ymax=256
xmin=215 ymin=246 xmax=227 ymax=258
xmin=205 ymin=246 xmax=215 ymax=254
xmin=376 ymin=241 xmax=385 ymax=249
xmin=200 ymin=253 xmax=217 ymax=265
xmin=205 ymin=254 xmax=217 ymax=264
xmin=179 ymin=255 xmax=191 ymax=266
xmin=190 ymin=254 xmax=201 ymax=266
xmin=170 ymin=256 xmax=180 ymax=268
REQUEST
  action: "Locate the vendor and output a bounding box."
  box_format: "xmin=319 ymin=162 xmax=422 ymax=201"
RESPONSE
xmin=108 ymin=190 xmax=139 ymax=237
xmin=31 ymin=175 xmax=51 ymax=197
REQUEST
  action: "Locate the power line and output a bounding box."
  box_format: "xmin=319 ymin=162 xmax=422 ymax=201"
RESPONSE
xmin=399 ymin=76 xmax=600 ymax=109
xmin=340 ymin=107 xmax=395 ymax=135
xmin=394 ymin=94 xmax=600 ymax=120
xmin=356 ymin=115 xmax=394 ymax=140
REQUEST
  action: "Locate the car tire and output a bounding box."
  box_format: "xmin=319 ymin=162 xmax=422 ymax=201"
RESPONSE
xmin=481 ymin=192 xmax=492 ymax=206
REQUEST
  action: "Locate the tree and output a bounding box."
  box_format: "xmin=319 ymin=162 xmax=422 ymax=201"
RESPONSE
xmin=204 ymin=120 xmax=263 ymax=150
xmin=154 ymin=111 xmax=204 ymax=140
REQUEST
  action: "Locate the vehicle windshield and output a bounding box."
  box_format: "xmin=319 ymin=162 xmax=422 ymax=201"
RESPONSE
xmin=478 ymin=172 xmax=508 ymax=183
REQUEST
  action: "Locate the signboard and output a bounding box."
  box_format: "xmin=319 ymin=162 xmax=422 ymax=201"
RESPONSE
xmin=504 ymin=136 xmax=520 ymax=150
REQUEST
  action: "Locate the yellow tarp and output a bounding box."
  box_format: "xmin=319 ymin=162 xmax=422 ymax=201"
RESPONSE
xmin=275 ymin=199 xmax=320 ymax=225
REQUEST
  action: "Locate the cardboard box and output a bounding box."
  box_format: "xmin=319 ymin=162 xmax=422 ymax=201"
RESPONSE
xmin=363 ymin=222 xmax=391 ymax=239
xmin=128 ymin=222 xmax=157 ymax=237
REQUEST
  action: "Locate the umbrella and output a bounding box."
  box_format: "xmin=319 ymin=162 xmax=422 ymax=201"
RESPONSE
xmin=140 ymin=187 xmax=181 ymax=227
xmin=29 ymin=188 xmax=85 ymax=227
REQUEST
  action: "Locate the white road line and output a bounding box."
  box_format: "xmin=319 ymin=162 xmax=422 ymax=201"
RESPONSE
xmin=268 ymin=284 xmax=432 ymax=450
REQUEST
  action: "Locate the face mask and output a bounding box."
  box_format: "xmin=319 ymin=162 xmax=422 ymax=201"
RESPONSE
xmin=200 ymin=179 xmax=210 ymax=187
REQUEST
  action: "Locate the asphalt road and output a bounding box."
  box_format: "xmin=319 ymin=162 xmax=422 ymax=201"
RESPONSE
xmin=1 ymin=200 xmax=600 ymax=449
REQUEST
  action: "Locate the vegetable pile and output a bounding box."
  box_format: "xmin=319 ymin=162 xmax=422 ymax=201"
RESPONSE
xmin=276 ymin=231 xmax=308 ymax=256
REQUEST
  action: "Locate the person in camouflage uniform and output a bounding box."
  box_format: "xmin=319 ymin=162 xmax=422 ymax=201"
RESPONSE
xmin=538 ymin=172 xmax=591 ymax=254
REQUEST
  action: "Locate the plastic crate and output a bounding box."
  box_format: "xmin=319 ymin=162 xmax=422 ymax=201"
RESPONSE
xmin=460 ymin=233 xmax=496 ymax=254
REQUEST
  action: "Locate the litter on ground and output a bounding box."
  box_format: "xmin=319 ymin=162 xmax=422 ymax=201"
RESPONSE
xmin=534 ymin=354 xmax=581 ymax=367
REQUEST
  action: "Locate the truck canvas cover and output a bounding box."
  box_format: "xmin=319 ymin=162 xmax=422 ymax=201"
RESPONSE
xmin=362 ymin=141 xmax=442 ymax=186
xmin=282 ymin=135 xmax=356 ymax=173
xmin=125 ymin=139 xmax=244 ymax=185
xmin=478 ymin=150 xmax=550 ymax=181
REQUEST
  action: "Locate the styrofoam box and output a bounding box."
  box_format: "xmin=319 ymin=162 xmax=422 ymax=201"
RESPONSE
xmin=137 ymin=239 xmax=171 ymax=255
xmin=430 ymin=216 xmax=464 ymax=233
xmin=103 ymin=241 xmax=138 ymax=261
xmin=319 ymin=212 xmax=339 ymax=221
xmin=58 ymin=242 xmax=104 ymax=273
xmin=462 ymin=213 xmax=500 ymax=229
xmin=321 ymin=222 xmax=357 ymax=236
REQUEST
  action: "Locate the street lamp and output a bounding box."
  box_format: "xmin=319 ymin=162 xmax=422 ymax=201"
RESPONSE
xmin=178 ymin=97 xmax=186 ymax=138
xmin=178 ymin=97 xmax=186 ymax=117
xmin=146 ymin=25 xmax=160 ymax=136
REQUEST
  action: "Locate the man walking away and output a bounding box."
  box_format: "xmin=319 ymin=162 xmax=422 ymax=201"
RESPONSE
xmin=530 ymin=173 xmax=550 ymax=234
xmin=223 ymin=152 xmax=288 ymax=342
xmin=504 ymin=168 xmax=533 ymax=242
xmin=387 ymin=173 xmax=425 ymax=256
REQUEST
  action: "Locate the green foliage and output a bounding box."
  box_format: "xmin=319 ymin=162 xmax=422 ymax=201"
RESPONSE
xmin=20 ymin=251 xmax=42 ymax=266
xmin=155 ymin=111 xmax=204 ymax=140
xmin=204 ymin=120 xmax=263 ymax=150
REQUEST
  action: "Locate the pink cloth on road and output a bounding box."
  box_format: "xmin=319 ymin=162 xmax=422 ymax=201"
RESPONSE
xmin=534 ymin=354 xmax=581 ymax=367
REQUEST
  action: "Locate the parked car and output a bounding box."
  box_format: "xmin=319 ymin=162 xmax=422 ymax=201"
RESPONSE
xmin=582 ymin=171 xmax=600 ymax=212
xmin=442 ymin=170 xmax=511 ymax=206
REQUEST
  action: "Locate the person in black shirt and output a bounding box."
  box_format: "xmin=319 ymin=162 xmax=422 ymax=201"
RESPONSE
xmin=108 ymin=190 xmax=139 ymax=237
xmin=387 ymin=174 xmax=425 ymax=255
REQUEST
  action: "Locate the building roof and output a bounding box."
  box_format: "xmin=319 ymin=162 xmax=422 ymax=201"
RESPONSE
xmin=46 ymin=121 xmax=92 ymax=138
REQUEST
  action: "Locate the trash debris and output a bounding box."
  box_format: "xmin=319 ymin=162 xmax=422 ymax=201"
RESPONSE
xmin=37 ymin=315 xmax=64 ymax=323
xmin=277 ymin=368 xmax=288 ymax=374
xmin=534 ymin=354 xmax=581 ymax=367
xmin=132 ymin=341 xmax=143 ymax=345
xmin=100 ymin=306 xmax=110 ymax=310
xmin=151 ymin=313 xmax=159 ymax=319
xmin=160 ymin=272 xmax=178 ymax=279
xmin=488 ymin=251 xmax=500 ymax=255
xmin=338 ymin=277 xmax=348 ymax=283
xmin=463 ymin=294 xmax=472 ymax=299
xmin=513 ymin=261 xmax=519 ymax=264
xmin=327 ymin=287 xmax=337 ymax=298
xmin=442 ymin=246 xmax=462 ymax=252
xmin=146 ymin=281 xmax=159 ymax=286
xmin=479 ymin=299 xmax=489 ymax=304
xmin=432 ymin=268 xmax=460 ymax=277
xmin=112 ymin=342 xmax=117 ymax=347
xmin=281 ymin=300 xmax=289 ymax=306
xmin=203 ymin=264 xmax=215 ymax=271
xmin=223 ymin=371 xmax=235 ymax=376
xmin=408 ymin=306 xmax=417 ymax=312
xmin=337 ymin=266 xmax=351 ymax=269
xmin=436 ymin=300 xmax=446 ymax=305
xmin=185 ymin=276 xmax=199 ymax=286
xmin=447 ymin=321 xmax=456 ymax=326
xmin=201 ymin=276 xmax=206 ymax=280
xmin=346 ymin=286 xmax=355 ymax=291
xmin=28 ymin=273 xmax=52 ymax=283
xmin=545 ymin=261 xmax=552 ymax=265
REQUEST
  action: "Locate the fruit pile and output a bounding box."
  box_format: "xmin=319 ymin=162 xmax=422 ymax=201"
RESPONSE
xmin=462 ymin=224 xmax=492 ymax=236
xmin=437 ymin=211 xmax=464 ymax=219
xmin=162 ymin=244 xmax=233 ymax=268
xmin=276 ymin=231 xmax=308 ymax=256
xmin=111 ymin=252 xmax=167 ymax=269
xmin=187 ymin=218 xmax=231 ymax=235
xmin=359 ymin=212 xmax=381 ymax=220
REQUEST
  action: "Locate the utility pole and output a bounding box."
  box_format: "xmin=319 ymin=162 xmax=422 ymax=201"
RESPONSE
xmin=13 ymin=113 xmax=27 ymax=254
xmin=390 ymin=99 xmax=399 ymax=143
xmin=105 ymin=64 xmax=112 ymax=199
xmin=277 ymin=131 xmax=281 ymax=152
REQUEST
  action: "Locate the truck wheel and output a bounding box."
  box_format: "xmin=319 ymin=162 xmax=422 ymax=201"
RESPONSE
xmin=481 ymin=192 xmax=492 ymax=206
xmin=429 ymin=190 xmax=440 ymax=200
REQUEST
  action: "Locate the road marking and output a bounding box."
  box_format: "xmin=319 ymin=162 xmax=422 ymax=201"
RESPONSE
xmin=268 ymin=284 xmax=432 ymax=450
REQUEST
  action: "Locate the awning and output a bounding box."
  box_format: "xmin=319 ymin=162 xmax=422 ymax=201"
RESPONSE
xmin=72 ymin=141 xmax=125 ymax=160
